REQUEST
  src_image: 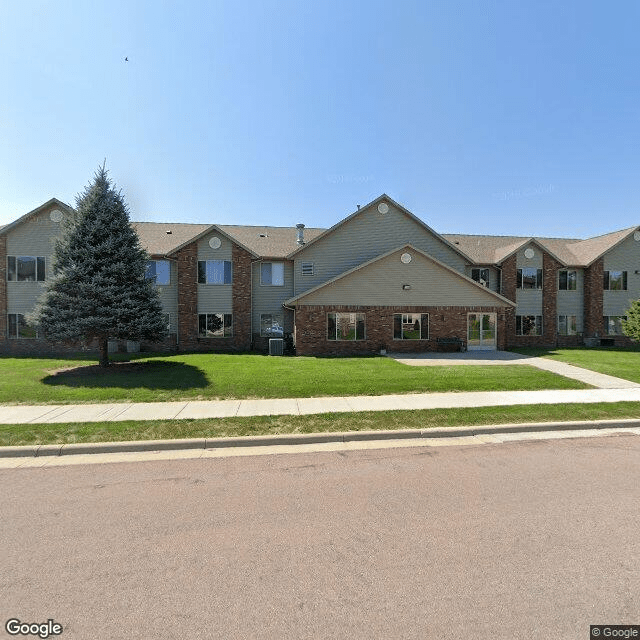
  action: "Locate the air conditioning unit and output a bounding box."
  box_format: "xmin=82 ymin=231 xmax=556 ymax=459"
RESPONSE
xmin=269 ymin=338 xmax=284 ymax=356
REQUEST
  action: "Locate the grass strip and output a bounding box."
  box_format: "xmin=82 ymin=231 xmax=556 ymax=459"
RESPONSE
xmin=2 ymin=402 xmax=640 ymax=447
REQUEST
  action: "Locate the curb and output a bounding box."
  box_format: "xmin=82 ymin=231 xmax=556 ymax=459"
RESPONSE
xmin=2 ymin=418 xmax=640 ymax=458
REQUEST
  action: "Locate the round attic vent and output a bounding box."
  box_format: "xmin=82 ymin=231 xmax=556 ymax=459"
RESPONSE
xmin=524 ymin=248 xmax=535 ymax=259
xmin=208 ymin=236 xmax=222 ymax=249
xmin=377 ymin=202 xmax=389 ymax=214
xmin=49 ymin=209 xmax=62 ymax=223
xmin=634 ymin=231 xmax=640 ymax=242
xmin=400 ymin=252 xmax=412 ymax=264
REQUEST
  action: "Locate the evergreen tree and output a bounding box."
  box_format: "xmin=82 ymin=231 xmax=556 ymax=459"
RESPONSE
xmin=622 ymin=300 xmax=640 ymax=342
xmin=30 ymin=166 xmax=167 ymax=366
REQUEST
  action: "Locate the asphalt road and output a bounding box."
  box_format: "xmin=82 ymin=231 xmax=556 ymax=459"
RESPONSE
xmin=1 ymin=435 xmax=639 ymax=640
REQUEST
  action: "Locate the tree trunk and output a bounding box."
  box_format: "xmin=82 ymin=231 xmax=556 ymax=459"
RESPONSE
xmin=99 ymin=337 xmax=110 ymax=368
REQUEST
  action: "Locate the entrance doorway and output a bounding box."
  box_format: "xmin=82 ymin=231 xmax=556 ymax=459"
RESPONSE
xmin=467 ymin=313 xmax=497 ymax=350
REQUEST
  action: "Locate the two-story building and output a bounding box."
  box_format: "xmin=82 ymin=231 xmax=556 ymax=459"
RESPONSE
xmin=1 ymin=194 xmax=638 ymax=355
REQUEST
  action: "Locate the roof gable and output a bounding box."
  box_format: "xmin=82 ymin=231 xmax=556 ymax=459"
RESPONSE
xmin=0 ymin=198 xmax=73 ymax=237
xmin=286 ymin=244 xmax=514 ymax=307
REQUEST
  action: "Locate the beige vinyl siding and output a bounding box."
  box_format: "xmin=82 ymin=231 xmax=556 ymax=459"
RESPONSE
xmin=296 ymin=249 xmax=509 ymax=307
xmin=155 ymin=260 xmax=178 ymax=331
xmin=557 ymin=268 xmax=583 ymax=331
xmin=6 ymin=207 xmax=64 ymax=315
xmin=197 ymin=233 xmax=233 ymax=313
xmin=252 ymin=260 xmax=294 ymax=333
xmin=515 ymin=243 xmax=543 ymax=316
xmin=293 ymin=201 xmax=467 ymax=296
xmin=603 ymin=233 xmax=640 ymax=316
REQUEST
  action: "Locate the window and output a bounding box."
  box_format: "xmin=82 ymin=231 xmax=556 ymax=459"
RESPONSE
xmin=7 ymin=256 xmax=45 ymax=282
xmin=558 ymin=270 xmax=577 ymax=291
xmin=516 ymin=315 xmax=543 ymax=336
xmin=327 ymin=312 xmax=365 ymax=341
xmin=604 ymin=316 xmax=626 ymax=335
xmin=604 ymin=271 xmax=627 ymax=291
xmin=471 ymin=268 xmax=489 ymax=288
xmin=261 ymin=262 xmax=284 ymax=286
xmin=162 ymin=313 xmax=171 ymax=331
xmin=7 ymin=314 xmax=39 ymax=338
xmin=393 ymin=313 xmax=429 ymax=340
xmin=558 ymin=315 xmax=577 ymax=336
xmin=260 ymin=314 xmax=284 ymax=337
xmin=145 ymin=260 xmax=170 ymax=285
xmin=198 ymin=260 xmax=232 ymax=285
xmin=517 ymin=268 xmax=542 ymax=289
xmin=198 ymin=313 xmax=233 ymax=337
xmin=301 ymin=262 xmax=314 ymax=276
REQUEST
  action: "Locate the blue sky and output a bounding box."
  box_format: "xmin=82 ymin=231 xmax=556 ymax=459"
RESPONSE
xmin=2 ymin=1 xmax=640 ymax=238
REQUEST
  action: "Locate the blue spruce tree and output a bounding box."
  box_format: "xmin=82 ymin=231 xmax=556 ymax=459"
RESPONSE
xmin=30 ymin=166 xmax=167 ymax=366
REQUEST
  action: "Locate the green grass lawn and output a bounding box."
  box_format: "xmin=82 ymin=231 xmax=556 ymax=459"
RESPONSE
xmin=0 ymin=352 xmax=589 ymax=405
xmin=2 ymin=402 xmax=639 ymax=446
xmin=511 ymin=346 xmax=640 ymax=383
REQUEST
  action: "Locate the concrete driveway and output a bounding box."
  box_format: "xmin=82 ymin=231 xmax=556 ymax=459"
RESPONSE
xmin=387 ymin=350 xmax=640 ymax=389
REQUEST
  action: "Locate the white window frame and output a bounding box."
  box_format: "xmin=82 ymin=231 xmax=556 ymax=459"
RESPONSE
xmin=516 ymin=315 xmax=543 ymax=336
xmin=471 ymin=268 xmax=489 ymax=288
xmin=260 ymin=262 xmax=285 ymax=286
xmin=7 ymin=256 xmax=46 ymax=282
xmin=393 ymin=313 xmax=430 ymax=340
xmin=146 ymin=260 xmax=171 ymax=285
xmin=260 ymin=313 xmax=284 ymax=337
xmin=557 ymin=315 xmax=577 ymax=336
xmin=7 ymin=313 xmax=39 ymax=339
xmin=604 ymin=316 xmax=627 ymax=335
xmin=558 ymin=270 xmax=577 ymax=291
xmin=326 ymin=312 xmax=366 ymax=341
xmin=516 ymin=268 xmax=543 ymax=290
xmin=603 ymin=271 xmax=627 ymax=291
xmin=197 ymin=260 xmax=232 ymax=285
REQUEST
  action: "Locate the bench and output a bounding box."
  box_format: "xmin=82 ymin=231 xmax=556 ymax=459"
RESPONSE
xmin=436 ymin=337 xmax=465 ymax=352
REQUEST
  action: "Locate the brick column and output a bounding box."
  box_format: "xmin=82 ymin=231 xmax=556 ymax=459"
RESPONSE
xmin=176 ymin=242 xmax=198 ymax=350
xmin=501 ymin=254 xmax=517 ymax=346
xmin=232 ymin=244 xmax=252 ymax=350
xmin=543 ymin=252 xmax=559 ymax=345
xmin=0 ymin=235 xmax=6 ymax=343
xmin=584 ymin=257 xmax=604 ymax=337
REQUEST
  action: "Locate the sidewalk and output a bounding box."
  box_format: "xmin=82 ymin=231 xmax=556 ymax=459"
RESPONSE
xmin=2 ymin=387 xmax=640 ymax=425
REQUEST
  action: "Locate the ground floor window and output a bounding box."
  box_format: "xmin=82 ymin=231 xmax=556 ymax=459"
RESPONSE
xmin=558 ymin=315 xmax=577 ymax=336
xmin=516 ymin=315 xmax=543 ymax=336
xmin=393 ymin=313 xmax=429 ymax=340
xmin=327 ymin=312 xmax=365 ymax=341
xmin=260 ymin=313 xmax=284 ymax=337
xmin=198 ymin=313 xmax=232 ymax=337
xmin=604 ymin=316 xmax=626 ymax=335
xmin=7 ymin=314 xmax=39 ymax=338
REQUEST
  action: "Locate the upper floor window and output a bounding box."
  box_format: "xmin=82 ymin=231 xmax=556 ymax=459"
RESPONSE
xmin=604 ymin=271 xmax=627 ymax=291
xmin=301 ymin=262 xmax=314 ymax=276
xmin=198 ymin=260 xmax=232 ymax=285
xmin=471 ymin=268 xmax=489 ymax=287
xmin=145 ymin=260 xmax=170 ymax=285
xmin=261 ymin=262 xmax=284 ymax=286
xmin=7 ymin=256 xmax=45 ymax=282
xmin=558 ymin=270 xmax=577 ymax=291
xmin=517 ymin=268 xmax=542 ymax=289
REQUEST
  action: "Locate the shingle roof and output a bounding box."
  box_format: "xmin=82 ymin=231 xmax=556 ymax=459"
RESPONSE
xmin=132 ymin=222 xmax=212 ymax=256
xmin=217 ymin=225 xmax=326 ymax=258
xmin=442 ymin=228 xmax=638 ymax=266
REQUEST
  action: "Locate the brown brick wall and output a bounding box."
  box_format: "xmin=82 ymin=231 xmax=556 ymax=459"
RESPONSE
xmin=294 ymin=305 xmax=508 ymax=356
xmin=584 ymin=257 xmax=604 ymax=337
xmin=501 ymin=254 xmax=517 ymax=341
xmin=0 ymin=235 xmax=6 ymax=343
xmin=175 ymin=241 xmax=252 ymax=353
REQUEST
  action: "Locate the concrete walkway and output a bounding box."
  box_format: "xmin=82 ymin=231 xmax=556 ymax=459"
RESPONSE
xmin=2 ymin=387 xmax=640 ymax=425
xmin=387 ymin=351 xmax=640 ymax=389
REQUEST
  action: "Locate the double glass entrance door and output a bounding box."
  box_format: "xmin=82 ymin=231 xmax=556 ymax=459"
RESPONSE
xmin=467 ymin=313 xmax=497 ymax=350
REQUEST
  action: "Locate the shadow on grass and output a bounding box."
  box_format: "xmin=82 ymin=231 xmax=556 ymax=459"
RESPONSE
xmin=42 ymin=360 xmax=209 ymax=391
